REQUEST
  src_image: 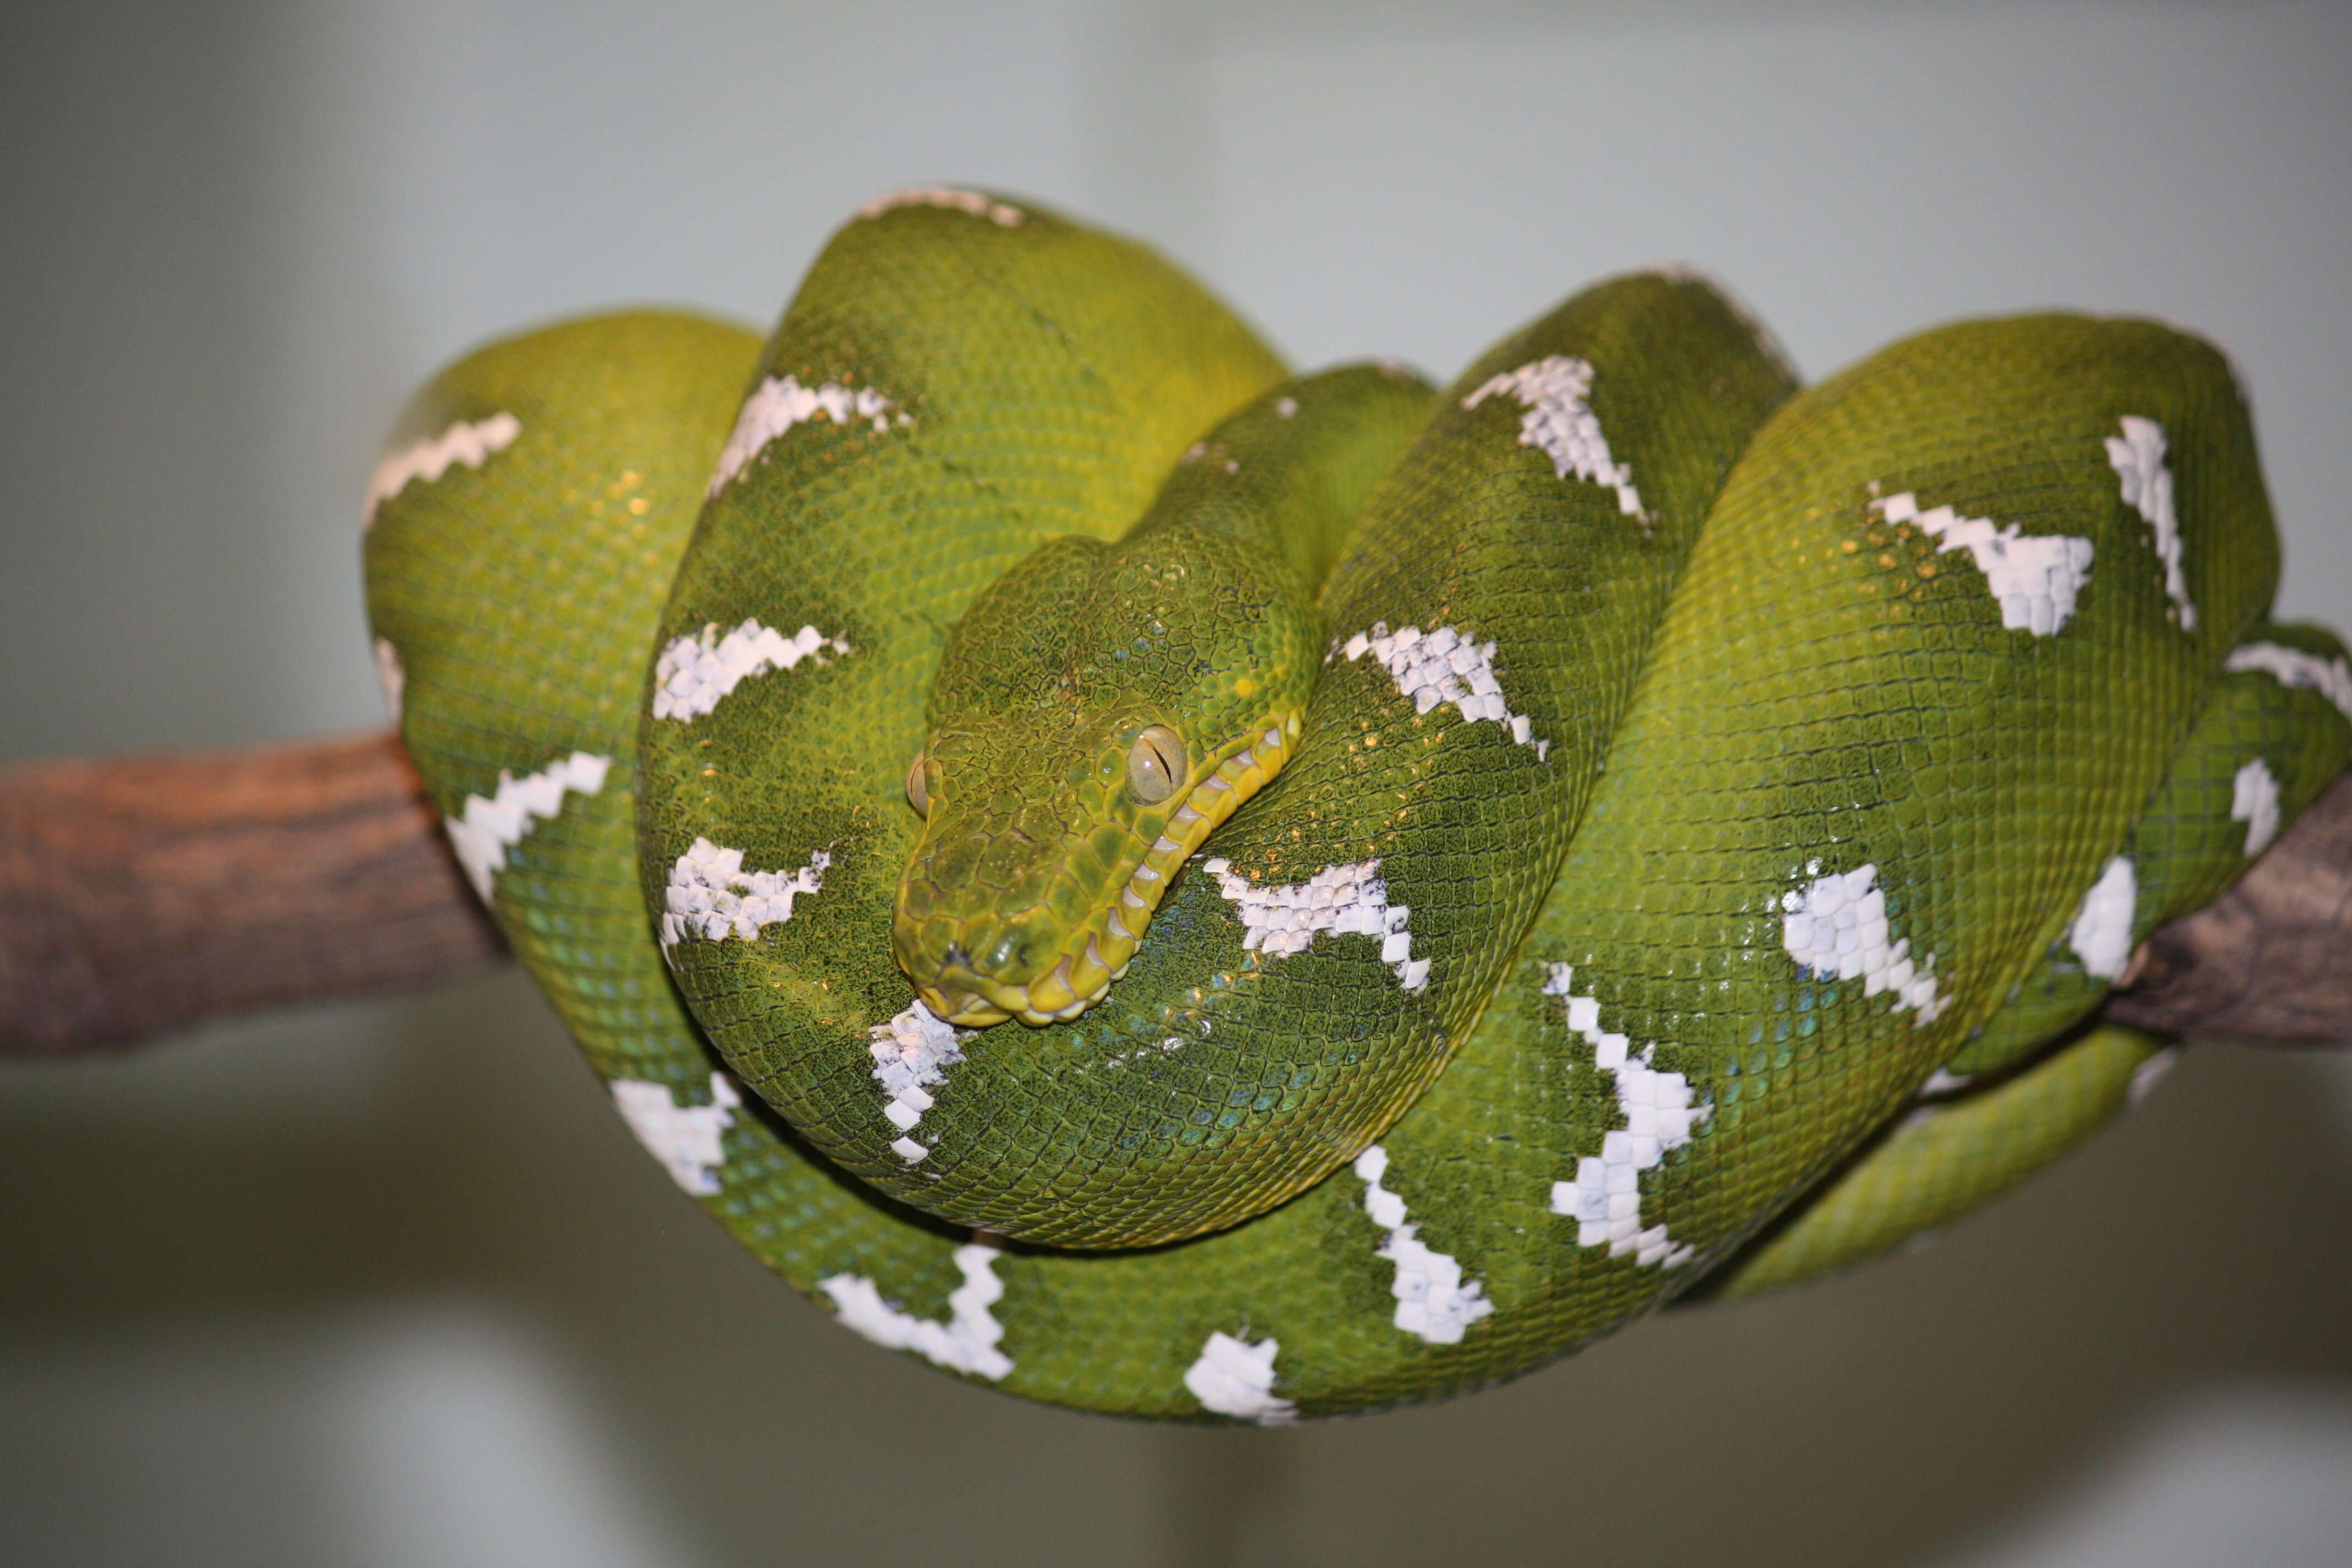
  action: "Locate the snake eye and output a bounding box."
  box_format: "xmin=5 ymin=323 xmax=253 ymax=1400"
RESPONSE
xmin=906 ymin=752 xmax=932 ymax=818
xmin=1125 ymin=725 xmax=1185 ymax=805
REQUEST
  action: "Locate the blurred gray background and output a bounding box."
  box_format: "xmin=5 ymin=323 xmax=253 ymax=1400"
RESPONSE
xmin=4 ymin=2 xmax=2350 ymax=1564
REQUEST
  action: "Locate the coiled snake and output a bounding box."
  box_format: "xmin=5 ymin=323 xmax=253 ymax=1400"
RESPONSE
xmin=362 ymin=190 xmax=2352 ymax=1421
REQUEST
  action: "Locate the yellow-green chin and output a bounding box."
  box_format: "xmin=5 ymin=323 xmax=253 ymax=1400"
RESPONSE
xmin=906 ymin=715 xmax=1301 ymax=1028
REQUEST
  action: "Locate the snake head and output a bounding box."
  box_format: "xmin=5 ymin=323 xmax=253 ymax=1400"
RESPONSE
xmin=893 ymin=532 xmax=1316 ymax=1026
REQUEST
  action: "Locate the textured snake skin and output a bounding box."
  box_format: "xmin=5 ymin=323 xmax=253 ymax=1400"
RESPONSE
xmin=363 ymin=192 xmax=2350 ymax=1420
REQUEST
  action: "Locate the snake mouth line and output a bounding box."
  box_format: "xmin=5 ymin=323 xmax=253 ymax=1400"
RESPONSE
xmin=916 ymin=716 xmax=1302 ymax=1026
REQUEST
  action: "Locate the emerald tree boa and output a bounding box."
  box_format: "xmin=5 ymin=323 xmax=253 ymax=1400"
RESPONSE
xmin=362 ymin=189 xmax=2350 ymax=1420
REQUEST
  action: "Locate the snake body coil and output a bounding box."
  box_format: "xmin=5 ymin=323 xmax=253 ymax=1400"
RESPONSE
xmin=364 ymin=192 xmax=2351 ymax=1420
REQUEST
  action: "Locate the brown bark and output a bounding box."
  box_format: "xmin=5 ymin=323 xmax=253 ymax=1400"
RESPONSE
xmin=0 ymin=732 xmax=503 ymax=1055
xmin=0 ymin=733 xmax=2344 ymax=1057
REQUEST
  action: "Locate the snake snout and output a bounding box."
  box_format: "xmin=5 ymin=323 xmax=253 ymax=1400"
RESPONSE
xmin=892 ymin=771 xmax=1131 ymax=1025
xmin=897 ymin=900 xmax=1099 ymax=1027
xmin=892 ymin=717 xmax=1305 ymax=1028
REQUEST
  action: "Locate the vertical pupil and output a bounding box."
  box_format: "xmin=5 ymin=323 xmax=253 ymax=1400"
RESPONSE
xmin=1129 ymin=728 xmax=1182 ymax=802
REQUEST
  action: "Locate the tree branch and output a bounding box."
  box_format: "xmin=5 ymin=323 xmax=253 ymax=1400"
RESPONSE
xmin=0 ymin=732 xmax=503 ymax=1055
xmin=0 ymin=734 xmax=2345 ymax=1057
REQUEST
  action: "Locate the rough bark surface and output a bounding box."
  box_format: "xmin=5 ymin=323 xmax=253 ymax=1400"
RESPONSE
xmin=0 ymin=732 xmax=503 ymax=1054
xmin=0 ymin=734 xmax=2344 ymax=1056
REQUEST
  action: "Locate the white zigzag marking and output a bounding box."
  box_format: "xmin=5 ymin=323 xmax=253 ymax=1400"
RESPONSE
xmin=2104 ymin=416 xmax=2197 ymax=630
xmin=608 ymin=1074 xmax=741 ymax=1196
xmin=868 ymin=1000 xmax=971 ymax=1164
xmin=1461 ymin=355 xmax=1643 ymax=519
xmin=819 ymin=1242 xmax=1014 ymax=1380
xmin=1872 ymin=491 xmax=2094 ymax=638
xmin=1337 ymin=622 xmax=1548 ymax=760
xmin=1781 ymin=862 xmax=1947 ymax=1023
xmin=1200 ymin=857 xmax=1428 ymax=991
xmin=443 ymin=751 xmax=611 ymax=904
xmin=2225 ymin=641 xmax=2352 ymax=723
xmin=658 ymin=837 xmax=830 ymax=956
xmin=364 ymin=413 xmax=520 ymax=527
xmin=2232 ymin=756 xmax=2282 ymax=858
xmin=1542 ymin=966 xmax=1709 ymax=1269
xmin=651 ymin=619 xmax=850 ymax=722
xmin=373 ymin=638 xmax=404 ymax=722
xmin=1353 ymin=1145 xmax=1493 ymax=1342
xmin=708 ymin=375 xmax=903 ymax=496
xmin=1183 ymin=1331 xmax=1297 ymax=1425
xmin=854 ymin=186 xmax=1024 ymax=227
xmin=2068 ymin=855 xmax=2138 ymax=980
